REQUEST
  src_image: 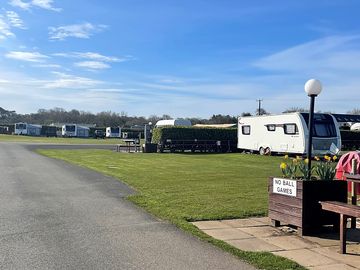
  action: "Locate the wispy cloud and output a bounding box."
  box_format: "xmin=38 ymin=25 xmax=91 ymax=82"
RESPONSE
xmin=48 ymin=23 xmax=107 ymax=41
xmin=9 ymin=0 xmax=62 ymax=12
xmin=53 ymin=52 xmax=129 ymax=62
xmin=0 ymin=16 xmax=15 ymax=40
xmin=53 ymin=51 xmax=133 ymax=70
xmin=6 ymin=11 xmax=26 ymax=29
xmin=33 ymin=63 xmax=61 ymax=68
xmin=74 ymin=61 xmax=110 ymax=70
xmin=254 ymin=35 xmax=360 ymax=73
xmin=42 ymin=72 xmax=102 ymax=89
xmin=5 ymin=51 xmax=49 ymax=62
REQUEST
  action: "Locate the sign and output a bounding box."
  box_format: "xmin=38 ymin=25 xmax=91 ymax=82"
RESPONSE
xmin=273 ymin=178 xmax=297 ymax=197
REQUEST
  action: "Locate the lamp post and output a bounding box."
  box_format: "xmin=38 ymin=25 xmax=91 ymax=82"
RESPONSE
xmin=304 ymin=79 xmax=322 ymax=179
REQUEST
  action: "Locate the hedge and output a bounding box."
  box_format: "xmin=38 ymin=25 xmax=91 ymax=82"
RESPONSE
xmin=151 ymin=127 xmax=237 ymax=143
xmin=340 ymin=130 xmax=360 ymax=150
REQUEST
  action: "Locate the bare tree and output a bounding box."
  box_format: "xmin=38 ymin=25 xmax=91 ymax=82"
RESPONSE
xmin=348 ymin=108 xmax=360 ymax=115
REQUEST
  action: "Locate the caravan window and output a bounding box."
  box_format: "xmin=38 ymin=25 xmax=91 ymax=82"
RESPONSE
xmin=266 ymin=125 xmax=276 ymax=131
xmin=284 ymin=124 xmax=298 ymax=135
xmin=242 ymin=125 xmax=251 ymax=135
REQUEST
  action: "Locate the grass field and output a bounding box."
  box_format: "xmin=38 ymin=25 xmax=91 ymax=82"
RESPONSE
xmin=0 ymin=134 xmax=132 ymax=144
xmin=38 ymin=150 xmax=306 ymax=270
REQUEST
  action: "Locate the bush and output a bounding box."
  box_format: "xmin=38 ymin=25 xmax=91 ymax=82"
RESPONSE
xmin=340 ymin=130 xmax=360 ymax=150
xmin=151 ymin=127 xmax=237 ymax=143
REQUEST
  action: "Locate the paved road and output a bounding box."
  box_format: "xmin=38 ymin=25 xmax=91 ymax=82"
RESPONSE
xmin=0 ymin=142 xmax=255 ymax=270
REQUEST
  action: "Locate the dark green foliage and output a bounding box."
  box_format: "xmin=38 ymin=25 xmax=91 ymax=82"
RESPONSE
xmin=152 ymin=127 xmax=237 ymax=143
xmin=340 ymin=130 xmax=360 ymax=150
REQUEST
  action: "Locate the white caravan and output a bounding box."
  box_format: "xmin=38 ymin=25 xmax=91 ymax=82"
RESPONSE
xmin=155 ymin=119 xmax=191 ymax=128
xmin=62 ymin=124 xmax=89 ymax=137
xmin=14 ymin=122 xmax=42 ymax=136
xmin=106 ymin=127 xmax=122 ymax=138
xmin=237 ymin=113 xmax=341 ymax=155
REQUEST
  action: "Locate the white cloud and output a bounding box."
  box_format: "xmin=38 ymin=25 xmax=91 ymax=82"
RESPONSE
xmin=5 ymin=51 xmax=49 ymax=62
xmin=6 ymin=11 xmax=26 ymax=29
xmin=33 ymin=63 xmax=61 ymax=68
xmin=31 ymin=0 xmax=61 ymax=11
xmin=8 ymin=0 xmax=31 ymax=10
xmin=254 ymin=35 xmax=360 ymax=72
xmin=0 ymin=16 xmax=15 ymax=40
xmin=42 ymin=72 xmax=102 ymax=89
xmin=53 ymin=52 xmax=126 ymax=62
xmin=48 ymin=23 xmax=107 ymax=41
xmin=74 ymin=61 xmax=110 ymax=70
xmin=9 ymin=0 xmax=61 ymax=12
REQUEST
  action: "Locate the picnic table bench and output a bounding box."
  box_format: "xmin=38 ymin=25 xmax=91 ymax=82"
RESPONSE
xmin=320 ymin=201 xmax=360 ymax=254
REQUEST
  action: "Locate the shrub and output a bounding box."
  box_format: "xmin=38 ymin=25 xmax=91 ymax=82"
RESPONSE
xmin=151 ymin=127 xmax=237 ymax=144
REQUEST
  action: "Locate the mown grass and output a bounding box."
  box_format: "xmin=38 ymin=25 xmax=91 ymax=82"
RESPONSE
xmin=38 ymin=149 xmax=306 ymax=270
xmin=0 ymin=134 xmax=128 ymax=144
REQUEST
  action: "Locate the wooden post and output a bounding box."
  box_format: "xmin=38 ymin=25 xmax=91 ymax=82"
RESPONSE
xmin=340 ymin=214 xmax=347 ymax=254
xmin=351 ymin=159 xmax=357 ymax=228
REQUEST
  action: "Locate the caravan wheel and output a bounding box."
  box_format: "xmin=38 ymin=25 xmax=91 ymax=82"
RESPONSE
xmin=259 ymin=147 xmax=265 ymax=155
xmin=265 ymin=147 xmax=271 ymax=156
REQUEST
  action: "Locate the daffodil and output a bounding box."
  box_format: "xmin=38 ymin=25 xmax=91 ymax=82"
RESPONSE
xmin=333 ymin=155 xmax=337 ymax=161
xmin=292 ymin=158 xmax=298 ymax=164
xmin=314 ymin=156 xmax=320 ymax=161
xmin=280 ymin=162 xmax=287 ymax=169
xmin=284 ymin=155 xmax=289 ymax=159
xmin=304 ymin=158 xmax=309 ymax=164
xmin=324 ymin=155 xmax=331 ymax=161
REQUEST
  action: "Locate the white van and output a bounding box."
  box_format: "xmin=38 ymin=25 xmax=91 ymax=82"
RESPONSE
xmin=106 ymin=127 xmax=121 ymax=138
xmin=237 ymin=112 xmax=341 ymax=155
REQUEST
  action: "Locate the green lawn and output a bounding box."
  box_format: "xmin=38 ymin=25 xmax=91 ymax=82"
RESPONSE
xmin=38 ymin=149 xmax=306 ymax=270
xmin=0 ymin=134 xmax=130 ymax=144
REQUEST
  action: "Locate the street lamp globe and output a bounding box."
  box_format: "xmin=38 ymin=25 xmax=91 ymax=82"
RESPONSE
xmin=304 ymin=79 xmax=322 ymax=96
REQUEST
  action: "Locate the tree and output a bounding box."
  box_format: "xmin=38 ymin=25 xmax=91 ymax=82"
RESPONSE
xmin=348 ymin=108 xmax=360 ymax=115
xmin=283 ymin=107 xmax=308 ymax=113
xmin=256 ymin=108 xmax=268 ymax=116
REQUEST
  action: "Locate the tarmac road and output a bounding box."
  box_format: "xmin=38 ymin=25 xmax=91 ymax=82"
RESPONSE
xmin=0 ymin=142 xmax=255 ymax=270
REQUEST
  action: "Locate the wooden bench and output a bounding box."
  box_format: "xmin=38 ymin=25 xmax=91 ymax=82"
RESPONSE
xmin=320 ymin=201 xmax=360 ymax=254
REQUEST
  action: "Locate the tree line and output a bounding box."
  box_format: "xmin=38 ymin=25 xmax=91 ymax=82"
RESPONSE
xmin=0 ymin=107 xmax=241 ymax=127
xmin=1 ymin=106 xmax=359 ymax=127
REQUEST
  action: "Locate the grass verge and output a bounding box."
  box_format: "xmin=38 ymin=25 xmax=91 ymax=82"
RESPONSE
xmin=37 ymin=149 xmax=306 ymax=270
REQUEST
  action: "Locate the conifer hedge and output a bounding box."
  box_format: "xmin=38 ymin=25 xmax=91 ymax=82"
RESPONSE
xmin=151 ymin=127 xmax=237 ymax=143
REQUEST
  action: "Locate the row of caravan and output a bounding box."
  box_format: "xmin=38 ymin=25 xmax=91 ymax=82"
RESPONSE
xmin=14 ymin=123 xmax=124 ymax=138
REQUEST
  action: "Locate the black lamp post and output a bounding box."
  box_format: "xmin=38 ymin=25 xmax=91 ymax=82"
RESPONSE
xmin=304 ymin=79 xmax=322 ymax=180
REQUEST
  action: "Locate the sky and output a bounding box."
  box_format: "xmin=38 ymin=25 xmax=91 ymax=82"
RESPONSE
xmin=0 ymin=0 xmax=360 ymax=118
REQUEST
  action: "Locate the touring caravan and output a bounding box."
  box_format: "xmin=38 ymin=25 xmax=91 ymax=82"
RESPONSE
xmin=106 ymin=127 xmax=121 ymax=138
xmin=237 ymin=113 xmax=341 ymax=155
xmin=155 ymin=119 xmax=191 ymax=128
xmin=62 ymin=124 xmax=89 ymax=137
xmin=14 ymin=122 xmax=42 ymax=136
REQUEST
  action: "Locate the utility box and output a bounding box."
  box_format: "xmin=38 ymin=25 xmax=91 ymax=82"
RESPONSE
xmin=142 ymin=143 xmax=158 ymax=153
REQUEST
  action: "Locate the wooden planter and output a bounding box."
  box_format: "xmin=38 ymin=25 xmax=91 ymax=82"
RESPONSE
xmin=268 ymin=177 xmax=347 ymax=235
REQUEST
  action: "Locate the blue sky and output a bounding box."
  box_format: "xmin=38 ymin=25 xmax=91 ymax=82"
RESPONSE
xmin=0 ymin=0 xmax=359 ymax=118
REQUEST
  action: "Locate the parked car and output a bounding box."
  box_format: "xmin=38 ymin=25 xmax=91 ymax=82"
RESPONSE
xmin=94 ymin=130 xmax=105 ymax=139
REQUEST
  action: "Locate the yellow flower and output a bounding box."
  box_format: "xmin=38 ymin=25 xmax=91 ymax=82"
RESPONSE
xmin=314 ymin=156 xmax=320 ymax=161
xmin=304 ymin=158 xmax=309 ymax=164
xmin=333 ymin=155 xmax=337 ymax=161
xmin=292 ymin=158 xmax=298 ymax=164
xmin=324 ymin=155 xmax=331 ymax=161
xmin=284 ymin=155 xmax=289 ymax=159
xmin=296 ymin=155 xmax=301 ymax=160
xmin=280 ymin=162 xmax=287 ymax=169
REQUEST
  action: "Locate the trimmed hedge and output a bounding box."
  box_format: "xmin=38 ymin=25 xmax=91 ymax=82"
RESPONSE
xmin=151 ymin=127 xmax=237 ymax=143
xmin=340 ymin=130 xmax=360 ymax=150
